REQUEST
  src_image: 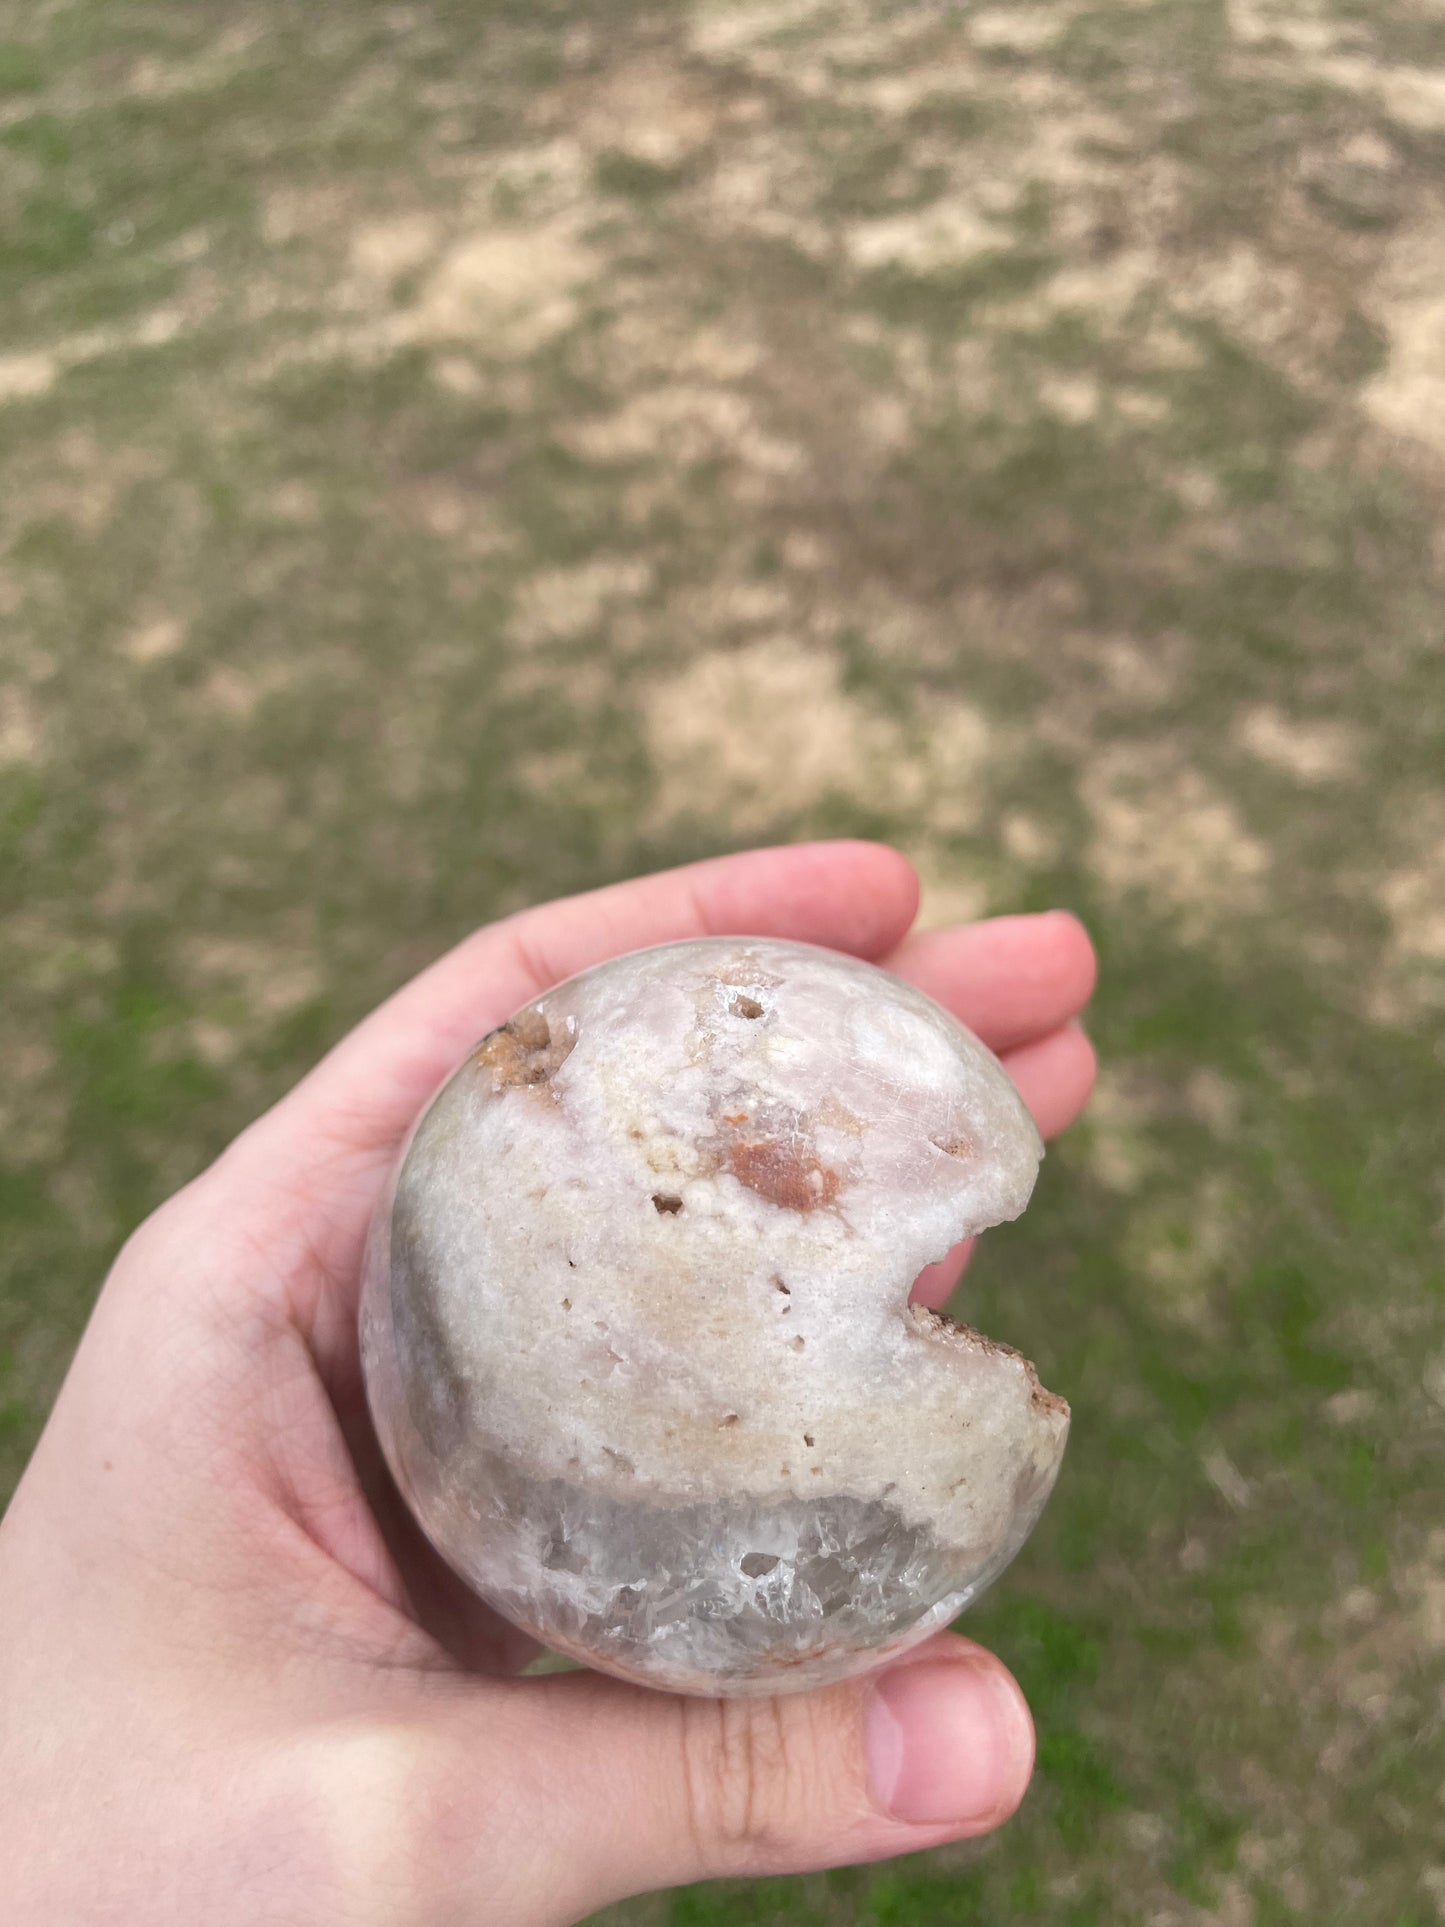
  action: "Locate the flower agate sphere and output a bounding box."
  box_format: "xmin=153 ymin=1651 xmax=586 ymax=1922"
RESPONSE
xmin=361 ymin=938 xmax=1068 ymax=1696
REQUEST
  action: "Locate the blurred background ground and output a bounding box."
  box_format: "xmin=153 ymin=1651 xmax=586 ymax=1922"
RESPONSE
xmin=1 ymin=1 xmax=1442 ymax=1921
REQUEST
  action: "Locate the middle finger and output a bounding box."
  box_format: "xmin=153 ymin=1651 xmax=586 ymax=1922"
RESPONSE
xmin=881 ymin=912 xmax=1096 ymax=1055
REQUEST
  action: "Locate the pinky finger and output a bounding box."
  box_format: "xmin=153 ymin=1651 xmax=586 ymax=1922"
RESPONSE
xmin=910 ymin=1239 xmax=977 ymax=1309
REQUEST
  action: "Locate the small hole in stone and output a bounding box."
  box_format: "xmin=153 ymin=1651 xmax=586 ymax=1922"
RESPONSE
xmin=652 ymin=1192 xmax=684 ymax=1214
xmin=717 ymin=1412 xmax=740 ymax=1428
xmin=790 ymin=1335 xmax=806 ymax=1352
xmin=567 ymin=1257 xmax=577 ymax=1268
xmin=740 ymin=1552 xmax=779 ymax=1577
xmin=561 ymin=1297 xmax=571 ymax=1311
xmin=931 ymin=1132 xmax=975 ymax=1160
xmin=731 ymin=993 xmax=765 ymax=1019
xmin=773 ymin=1276 xmax=791 ymax=1294
xmin=803 ymin=1434 xmax=815 ymax=1447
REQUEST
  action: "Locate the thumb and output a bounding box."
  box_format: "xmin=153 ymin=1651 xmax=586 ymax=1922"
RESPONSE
xmin=433 ymin=1633 xmax=1035 ymax=1924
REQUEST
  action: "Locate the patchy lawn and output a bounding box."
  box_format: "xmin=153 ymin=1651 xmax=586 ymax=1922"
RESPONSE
xmin=1 ymin=2 xmax=1441 ymax=1922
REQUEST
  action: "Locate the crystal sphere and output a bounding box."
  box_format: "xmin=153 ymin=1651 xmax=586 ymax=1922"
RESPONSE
xmin=361 ymin=937 xmax=1068 ymax=1695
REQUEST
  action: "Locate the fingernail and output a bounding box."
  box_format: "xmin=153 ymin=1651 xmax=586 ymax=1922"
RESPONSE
xmin=865 ymin=1657 xmax=1029 ymax=1826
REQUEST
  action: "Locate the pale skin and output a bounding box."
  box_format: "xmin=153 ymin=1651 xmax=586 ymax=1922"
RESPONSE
xmin=0 ymin=842 xmax=1097 ymax=1926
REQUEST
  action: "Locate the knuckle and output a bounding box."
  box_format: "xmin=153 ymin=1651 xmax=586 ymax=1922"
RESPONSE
xmin=309 ymin=1722 xmax=438 ymax=1926
xmin=675 ymin=1692 xmax=828 ymax=1875
xmin=304 ymin=1719 xmax=497 ymax=1927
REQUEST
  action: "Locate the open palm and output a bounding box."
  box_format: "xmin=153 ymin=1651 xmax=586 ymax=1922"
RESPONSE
xmin=1 ymin=842 xmax=1096 ymax=1927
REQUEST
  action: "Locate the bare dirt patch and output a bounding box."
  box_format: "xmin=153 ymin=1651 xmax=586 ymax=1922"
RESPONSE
xmin=1235 ymin=705 xmax=1361 ymax=783
xmin=1081 ymin=748 xmax=1271 ymax=935
xmin=642 ymin=636 xmax=995 ymax=837
xmin=1362 ymin=217 xmax=1445 ymax=462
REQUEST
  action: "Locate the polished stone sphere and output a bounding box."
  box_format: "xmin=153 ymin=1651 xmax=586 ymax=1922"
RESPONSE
xmin=361 ymin=938 xmax=1067 ymax=1695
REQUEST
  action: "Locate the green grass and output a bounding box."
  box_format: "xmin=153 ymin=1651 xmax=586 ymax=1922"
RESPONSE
xmin=2 ymin=2 xmax=1442 ymax=1923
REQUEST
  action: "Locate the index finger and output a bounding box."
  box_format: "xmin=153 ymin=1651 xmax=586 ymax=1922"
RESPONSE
xmin=230 ymin=840 xmax=920 ymax=1196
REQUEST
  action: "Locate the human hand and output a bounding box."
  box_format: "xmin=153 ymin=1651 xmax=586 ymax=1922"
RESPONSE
xmin=0 ymin=843 xmax=1096 ymax=1926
